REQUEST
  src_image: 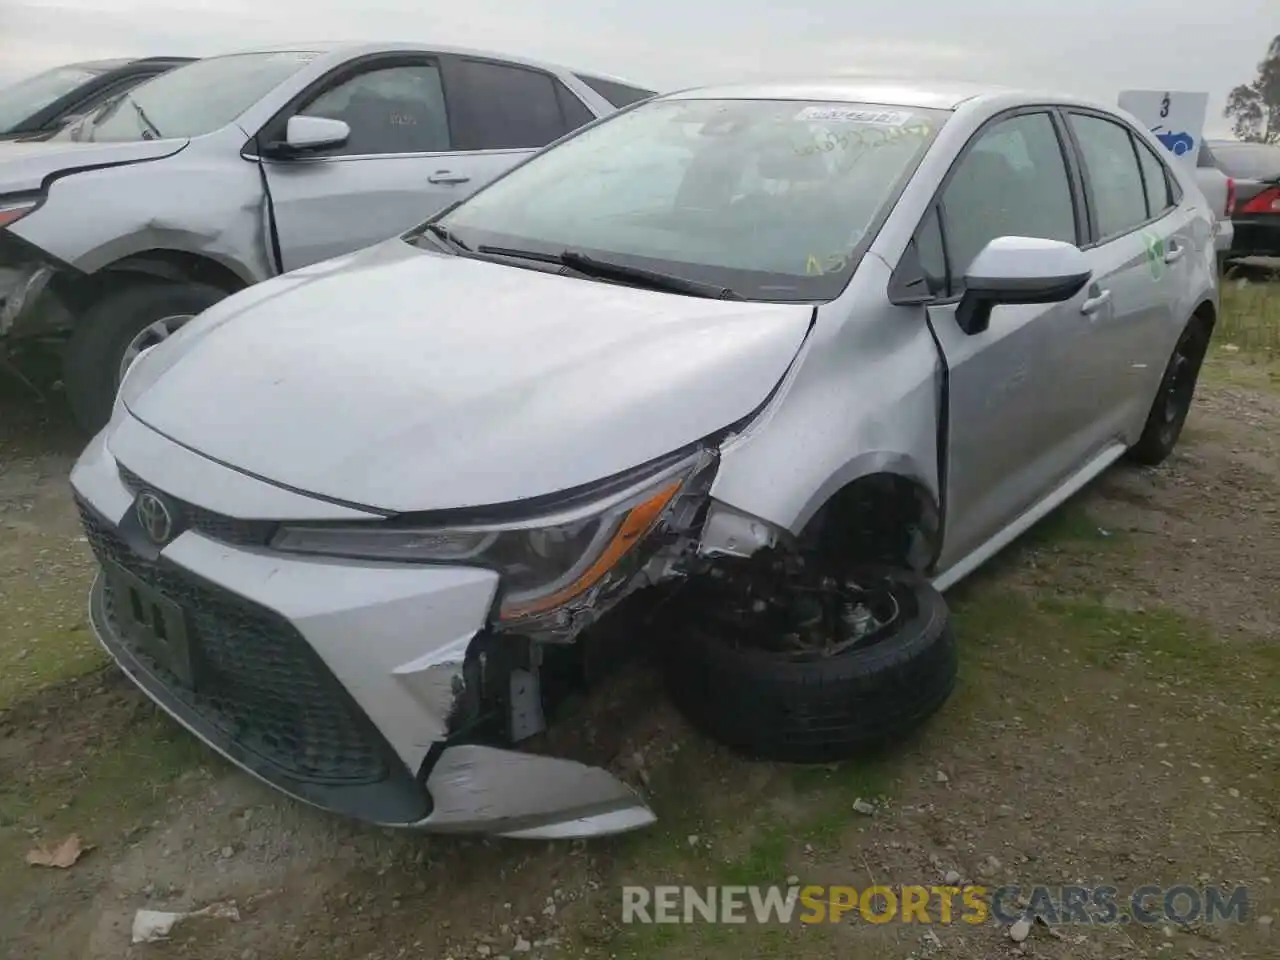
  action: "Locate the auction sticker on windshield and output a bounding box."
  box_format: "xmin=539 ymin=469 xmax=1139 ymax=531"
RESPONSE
xmin=795 ymin=106 xmax=913 ymax=126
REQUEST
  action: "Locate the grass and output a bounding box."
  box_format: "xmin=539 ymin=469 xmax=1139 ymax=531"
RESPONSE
xmin=596 ymin=571 xmax=1280 ymax=958
xmin=0 ymin=621 xmax=106 ymax=709
xmin=1210 ymin=274 xmax=1280 ymax=389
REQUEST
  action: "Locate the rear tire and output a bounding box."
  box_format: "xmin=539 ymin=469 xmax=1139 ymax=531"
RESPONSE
xmin=662 ymin=563 xmax=957 ymax=763
xmin=1127 ymin=317 xmax=1210 ymax=467
xmin=63 ymin=281 xmax=227 ymax=435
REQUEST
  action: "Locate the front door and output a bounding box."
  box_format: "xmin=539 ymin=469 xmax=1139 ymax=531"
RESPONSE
xmin=260 ymin=53 xmax=602 ymax=273
xmin=920 ymin=110 xmax=1101 ymax=570
xmin=261 ymin=57 xmax=489 ymax=271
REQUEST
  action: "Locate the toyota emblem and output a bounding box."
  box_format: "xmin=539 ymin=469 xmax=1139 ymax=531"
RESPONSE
xmin=135 ymin=491 xmax=174 ymax=545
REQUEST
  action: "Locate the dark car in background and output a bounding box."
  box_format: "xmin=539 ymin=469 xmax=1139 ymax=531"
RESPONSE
xmin=1202 ymin=139 xmax=1280 ymax=258
xmin=0 ymin=57 xmax=194 ymax=142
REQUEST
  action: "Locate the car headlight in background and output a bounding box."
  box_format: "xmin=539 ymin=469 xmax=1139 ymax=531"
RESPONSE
xmin=271 ymin=454 xmax=706 ymax=621
xmin=0 ymin=196 xmax=39 ymax=229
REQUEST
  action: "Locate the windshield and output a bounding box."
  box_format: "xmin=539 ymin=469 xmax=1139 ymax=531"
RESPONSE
xmin=436 ymin=97 xmax=946 ymax=302
xmin=1211 ymin=142 xmax=1280 ymax=182
xmin=0 ymin=65 xmax=102 ymax=133
xmin=58 ymin=51 xmax=318 ymax=143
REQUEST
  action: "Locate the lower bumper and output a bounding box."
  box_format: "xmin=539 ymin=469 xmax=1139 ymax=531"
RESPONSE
xmin=88 ymin=571 xmax=653 ymax=836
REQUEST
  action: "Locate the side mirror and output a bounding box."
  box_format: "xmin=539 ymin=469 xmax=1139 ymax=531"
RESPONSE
xmin=274 ymin=115 xmax=350 ymax=155
xmin=955 ymin=236 xmax=1091 ymax=335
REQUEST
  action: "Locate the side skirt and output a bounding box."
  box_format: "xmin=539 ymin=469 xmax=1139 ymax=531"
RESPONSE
xmin=930 ymin=440 xmax=1128 ymax=593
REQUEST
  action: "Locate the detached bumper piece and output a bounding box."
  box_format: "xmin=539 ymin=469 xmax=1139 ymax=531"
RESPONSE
xmin=79 ymin=498 xmax=428 ymax=825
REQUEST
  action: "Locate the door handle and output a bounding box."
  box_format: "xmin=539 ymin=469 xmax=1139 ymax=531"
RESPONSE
xmin=428 ymin=170 xmax=471 ymax=185
xmin=1080 ymin=289 xmax=1112 ymax=315
xmin=1163 ymin=243 xmax=1185 ymax=264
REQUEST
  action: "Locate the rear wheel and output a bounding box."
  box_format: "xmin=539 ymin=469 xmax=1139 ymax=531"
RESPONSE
xmin=661 ymin=554 xmax=957 ymax=763
xmin=63 ymin=281 xmax=227 ymax=435
xmin=1127 ymin=317 xmax=1210 ymax=466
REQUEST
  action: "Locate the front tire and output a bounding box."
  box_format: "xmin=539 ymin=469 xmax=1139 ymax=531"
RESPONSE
xmin=1127 ymin=317 xmax=1210 ymax=466
xmin=63 ymin=281 xmax=227 ymax=435
xmin=661 ymin=560 xmax=957 ymax=763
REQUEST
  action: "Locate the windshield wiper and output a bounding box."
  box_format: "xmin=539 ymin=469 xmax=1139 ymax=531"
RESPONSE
xmin=128 ymin=97 xmax=162 ymax=140
xmin=475 ymin=245 xmax=741 ymax=299
xmin=558 ymin=251 xmax=741 ymax=300
xmin=475 ymin=244 xmax=563 ymax=265
xmin=423 ymin=222 xmax=472 ymax=253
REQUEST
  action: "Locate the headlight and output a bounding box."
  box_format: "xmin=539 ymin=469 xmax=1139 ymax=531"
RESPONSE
xmin=0 ymin=196 xmax=39 ymax=229
xmin=271 ymin=456 xmax=701 ymax=621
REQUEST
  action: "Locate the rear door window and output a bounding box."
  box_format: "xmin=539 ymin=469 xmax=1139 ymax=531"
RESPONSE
xmin=554 ymin=82 xmax=596 ymax=131
xmin=1134 ymin=137 xmax=1176 ymax=218
xmin=1067 ymin=112 xmax=1150 ymax=240
xmin=445 ymin=58 xmax=574 ymax=150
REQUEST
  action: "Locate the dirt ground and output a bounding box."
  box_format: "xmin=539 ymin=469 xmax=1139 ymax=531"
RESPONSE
xmin=1 ymin=283 xmax=1277 ymax=960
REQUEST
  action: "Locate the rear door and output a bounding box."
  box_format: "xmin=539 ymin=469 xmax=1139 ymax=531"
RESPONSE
xmin=434 ymin=54 xmax=601 ymax=191
xmin=1062 ymin=110 xmax=1191 ymax=436
xmin=261 ymin=53 xmax=601 ymax=272
xmin=920 ymin=109 xmax=1100 ymax=569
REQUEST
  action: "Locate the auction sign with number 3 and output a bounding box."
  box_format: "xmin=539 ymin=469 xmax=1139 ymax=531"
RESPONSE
xmin=1117 ymin=90 xmax=1209 ymax=173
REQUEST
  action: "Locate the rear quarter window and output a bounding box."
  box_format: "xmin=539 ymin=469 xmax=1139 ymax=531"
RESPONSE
xmin=575 ymin=75 xmax=656 ymax=108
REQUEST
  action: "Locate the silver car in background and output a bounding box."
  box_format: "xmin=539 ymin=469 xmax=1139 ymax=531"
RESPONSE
xmin=71 ymin=79 xmax=1217 ymax=838
xmin=0 ymin=43 xmax=654 ymax=432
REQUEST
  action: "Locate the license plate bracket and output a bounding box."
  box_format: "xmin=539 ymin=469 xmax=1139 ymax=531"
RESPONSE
xmin=104 ymin=561 xmax=198 ymax=689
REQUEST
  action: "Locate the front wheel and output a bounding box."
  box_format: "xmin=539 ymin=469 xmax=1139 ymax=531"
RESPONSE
xmin=63 ymin=281 xmax=227 ymax=435
xmin=661 ymin=556 xmax=957 ymax=763
xmin=1127 ymin=318 xmax=1210 ymax=466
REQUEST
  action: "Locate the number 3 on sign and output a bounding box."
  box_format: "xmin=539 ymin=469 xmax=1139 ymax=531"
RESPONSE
xmin=1160 ymin=93 xmax=1170 ymax=119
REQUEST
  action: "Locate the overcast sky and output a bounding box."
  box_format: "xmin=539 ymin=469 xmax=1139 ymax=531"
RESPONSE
xmin=2 ymin=0 xmax=1275 ymax=137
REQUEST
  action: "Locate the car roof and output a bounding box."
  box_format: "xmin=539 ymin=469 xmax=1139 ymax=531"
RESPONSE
xmin=66 ymin=58 xmax=135 ymax=73
xmin=657 ymin=77 xmax=1117 ymax=113
xmin=220 ymin=40 xmax=623 ymax=80
xmin=65 ymin=56 xmax=193 ymax=74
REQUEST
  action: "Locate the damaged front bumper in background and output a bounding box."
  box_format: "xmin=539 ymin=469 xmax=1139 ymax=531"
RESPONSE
xmin=68 ymin=417 xmax=727 ymax=837
xmin=0 ymin=261 xmax=55 ymax=339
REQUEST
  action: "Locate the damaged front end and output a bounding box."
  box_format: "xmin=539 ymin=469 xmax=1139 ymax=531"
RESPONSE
xmin=75 ymin=420 xmax=762 ymax=839
xmin=395 ymin=446 xmax=796 ymax=837
xmin=415 ymin=447 xmax=723 ymax=755
xmin=0 ymin=225 xmax=73 ymax=384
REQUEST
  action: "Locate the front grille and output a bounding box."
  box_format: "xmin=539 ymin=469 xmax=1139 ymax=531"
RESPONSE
xmin=117 ymin=463 xmax=277 ymax=547
xmin=79 ymin=499 xmax=389 ymax=786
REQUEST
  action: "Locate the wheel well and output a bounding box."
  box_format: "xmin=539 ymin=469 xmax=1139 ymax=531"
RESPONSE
xmin=54 ymin=250 xmax=248 ymax=318
xmin=1191 ymin=299 xmax=1216 ymax=336
xmin=799 ymin=473 xmax=941 ymax=573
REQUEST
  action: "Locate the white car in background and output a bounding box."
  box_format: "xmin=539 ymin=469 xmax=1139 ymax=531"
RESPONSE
xmin=0 ymin=43 xmax=654 ymax=432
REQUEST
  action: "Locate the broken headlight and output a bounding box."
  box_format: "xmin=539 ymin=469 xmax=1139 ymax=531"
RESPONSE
xmin=271 ymin=459 xmax=697 ymax=621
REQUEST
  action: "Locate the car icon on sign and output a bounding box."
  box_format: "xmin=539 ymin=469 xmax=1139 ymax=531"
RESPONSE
xmin=1151 ymin=126 xmax=1194 ymax=156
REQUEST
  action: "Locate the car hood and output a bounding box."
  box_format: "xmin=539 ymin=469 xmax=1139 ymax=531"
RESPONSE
xmin=124 ymin=240 xmax=814 ymax=513
xmin=0 ymin=137 xmax=187 ymax=194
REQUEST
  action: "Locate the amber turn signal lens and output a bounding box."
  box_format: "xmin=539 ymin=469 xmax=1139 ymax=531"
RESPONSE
xmin=499 ymin=480 xmax=682 ymax=619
